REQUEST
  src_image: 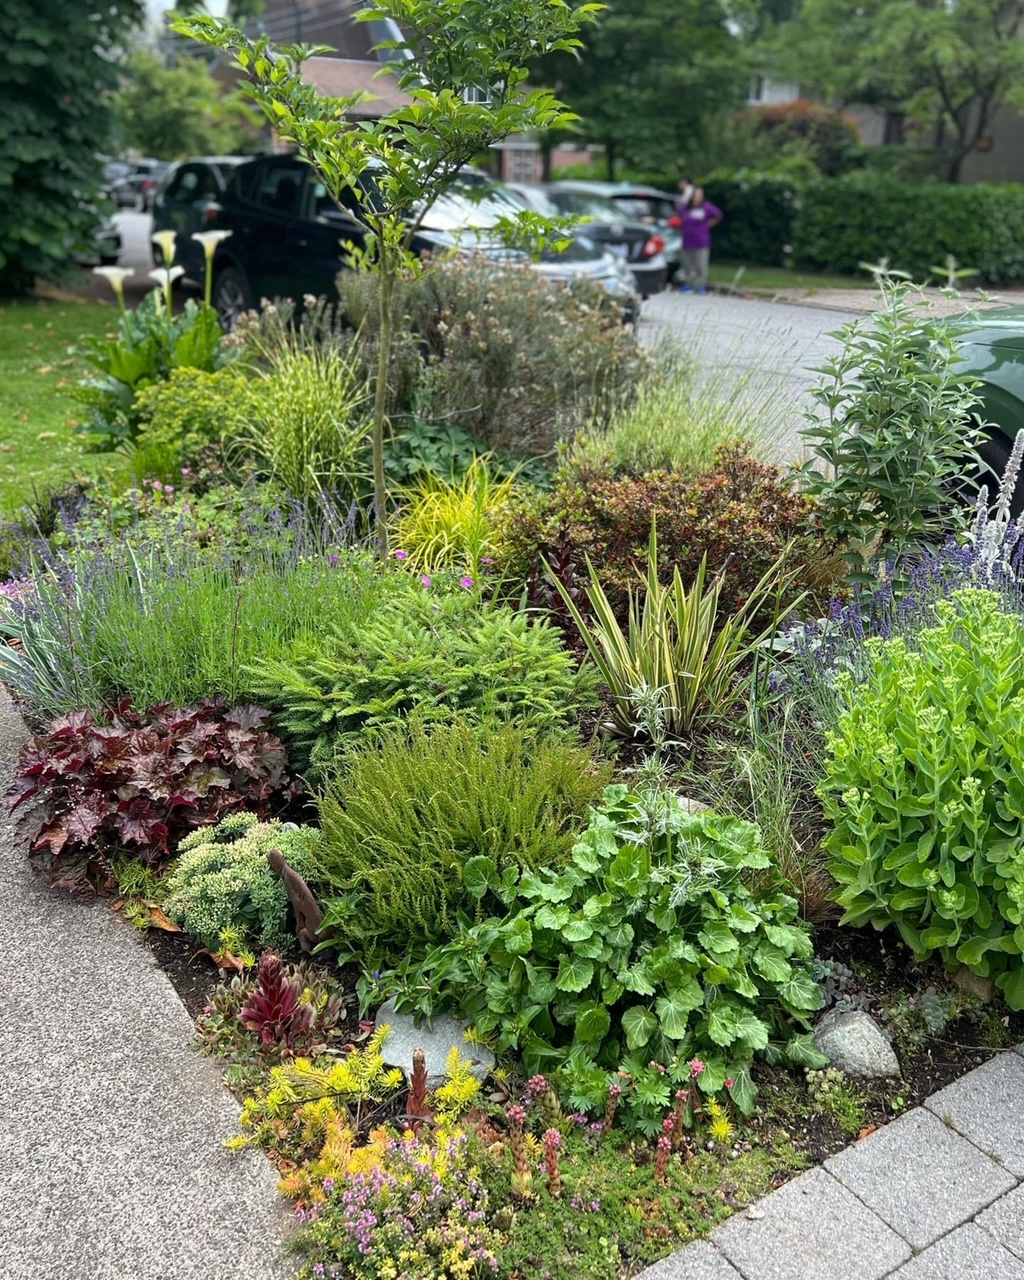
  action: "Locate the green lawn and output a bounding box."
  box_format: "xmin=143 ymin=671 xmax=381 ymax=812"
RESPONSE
xmin=710 ymin=263 xmax=872 ymax=293
xmin=0 ymin=297 xmax=128 ymax=516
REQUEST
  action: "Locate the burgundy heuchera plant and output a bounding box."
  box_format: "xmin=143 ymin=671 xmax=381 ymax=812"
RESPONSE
xmin=9 ymin=698 xmax=301 ymax=894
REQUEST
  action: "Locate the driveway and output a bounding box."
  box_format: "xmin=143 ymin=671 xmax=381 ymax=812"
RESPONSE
xmin=638 ymin=291 xmax=859 ymax=464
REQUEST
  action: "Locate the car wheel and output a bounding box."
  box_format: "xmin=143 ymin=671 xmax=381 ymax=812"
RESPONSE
xmin=99 ymin=254 xmax=120 ymax=267
xmin=212 ymin=265 xmax=252 ymax=331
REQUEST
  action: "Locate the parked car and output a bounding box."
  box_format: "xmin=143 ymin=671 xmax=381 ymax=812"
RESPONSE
xmin=151 ymin=156 xmax=250 ymax=280
xmin=950 ymin=307 xmax=1024 ymax=512
xmin=579 ymin=182 xmax=685 ymax=282
xmin=102 ymin=158 xmax=172 ymax=212
xmin=205 ymin=156 xmax=643 ymax=327
xmin=506 ymin=182 xmax=668 ymax=296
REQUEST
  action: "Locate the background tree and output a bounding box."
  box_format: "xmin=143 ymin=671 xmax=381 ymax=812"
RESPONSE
xmin=114 ymin=50 xmax=259 ymax=160
xmin=774 ymin=0 xmax=1024 ymax=182
xmin=0 ymin=0 xmax=143 ymax=295
xmin=175 ymin=0 xmax=599 ymax=558
xmin=538 ymin=0 xmax=748 ymax=179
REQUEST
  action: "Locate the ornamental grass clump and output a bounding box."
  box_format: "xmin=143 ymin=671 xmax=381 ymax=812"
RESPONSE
xmin=314 ymin=716 xmax=612 ymax=956
xmin=820 ymin=587 xmax=1024 ymax=1008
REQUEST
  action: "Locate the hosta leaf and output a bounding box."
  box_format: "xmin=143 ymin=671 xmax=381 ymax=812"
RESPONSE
xmin=622 ymin=1005 xmax=658 ymax=1050
xmin=555 ymin=955 xmax=594 ymax=993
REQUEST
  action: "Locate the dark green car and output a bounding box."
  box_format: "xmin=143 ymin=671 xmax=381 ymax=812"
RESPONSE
xmin=956 ymin=306 xmax=1024 ymax=505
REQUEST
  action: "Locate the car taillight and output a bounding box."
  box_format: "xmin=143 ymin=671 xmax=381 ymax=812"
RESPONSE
xmin=642 ymin=234 xmax=665 ymax=258
xmin=668 ymin=215 xmax=681 ymax=228
xmin=202 ymin=203 xmax=222 ymax=223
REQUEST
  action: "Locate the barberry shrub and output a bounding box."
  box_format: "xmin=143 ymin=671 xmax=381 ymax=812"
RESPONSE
xmin=9 ymin=700 xmax=300 ymax=895
xmin=500 ymin=444 xmax=835 ymax=623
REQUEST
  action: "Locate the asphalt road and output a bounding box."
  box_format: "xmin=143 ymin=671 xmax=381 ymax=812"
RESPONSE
xmin=638 ymin=289 xmax=859 ymax=464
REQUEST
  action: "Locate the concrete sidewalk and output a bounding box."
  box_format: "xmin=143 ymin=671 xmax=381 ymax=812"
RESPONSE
xmin=640 ymin=1047 xmax=1024 ymax=1280
xmin=0 ymin=690 xmax=293 ymax=1280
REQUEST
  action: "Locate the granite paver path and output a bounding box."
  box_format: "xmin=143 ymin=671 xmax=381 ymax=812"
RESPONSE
xmin=0 ymin=689 xmax=294 ymax=1280
xmin=639 ymin=1047 xmax=1024 ymax=1280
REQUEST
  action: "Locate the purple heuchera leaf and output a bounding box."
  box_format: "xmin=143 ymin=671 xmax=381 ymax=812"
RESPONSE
xmin=6 ymin=698 xmax=301 ymax=895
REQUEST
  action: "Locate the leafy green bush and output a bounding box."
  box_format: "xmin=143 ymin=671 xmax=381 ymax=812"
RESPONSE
xmin=395 ymin=785 xmax=825 ymax=1120
xmin=315 ymin=717 xmax=613 ymax=955
xmin=133 ymin=366 xmax=251 ymax=475
xmin=702 ymin=172 xmax=800 ymax=267
xmin=165 ymin=813 xmax=323 ymax=951
xmin=71 ymin=290 xmax=223 ymax=447
xmin=246 ymin=586 xmax=594 ymax=783
xmin=820 ymin=588 xmax=1024 ymax=1009
xmin=341 ymin=257 xmax=648 ymax=458
xmin=792 ymin=174 xmax=1024 ymax=281
xmin=800 ymin=280 xmax=983 ymax=578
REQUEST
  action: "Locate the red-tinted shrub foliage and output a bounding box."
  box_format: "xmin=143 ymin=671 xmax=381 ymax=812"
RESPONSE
xmin=9 ymin=699 xmax=301 ymax=895
xmin=502 ymin=444 xmax=836 ymax=622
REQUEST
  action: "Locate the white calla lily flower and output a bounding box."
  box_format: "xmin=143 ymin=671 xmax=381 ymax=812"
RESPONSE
xmin=191 ymin=229 xmax=233 ymax=255
xmin=147 ymin=265 xmax=185 ymax=287
xmin=91 ymin=265 xmax=134 ymax=313
xmin=151 ymin=230 xmax=177 ymax=265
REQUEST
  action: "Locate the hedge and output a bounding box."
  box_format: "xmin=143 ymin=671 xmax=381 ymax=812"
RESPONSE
xmin=790 ymin=174 xmax=1024 ymax=282
xmin=702 ymin=172 xmax=800 ymax=267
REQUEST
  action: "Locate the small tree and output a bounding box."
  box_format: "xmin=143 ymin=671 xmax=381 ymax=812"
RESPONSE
xmin=174 ymin=1 xmax=599 ymax=557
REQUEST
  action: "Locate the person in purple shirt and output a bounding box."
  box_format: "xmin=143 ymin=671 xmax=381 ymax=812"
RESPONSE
xmin=677 ymin=187 xmax=723 ymax=295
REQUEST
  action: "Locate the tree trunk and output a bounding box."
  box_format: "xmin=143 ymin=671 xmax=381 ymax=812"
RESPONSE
xmin=372 ymin=257 xmax=393 ymax=562
xmin=604 ymin=139 xmax=616 ymax=180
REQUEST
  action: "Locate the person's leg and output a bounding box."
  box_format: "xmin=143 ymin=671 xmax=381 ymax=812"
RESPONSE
xmin=695 ymin=248 xmax=710 ymax=292
xmin=679 ymin=249 xmax=696 ymax=290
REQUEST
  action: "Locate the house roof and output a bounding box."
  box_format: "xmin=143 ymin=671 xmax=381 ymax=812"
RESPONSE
xmin=300 ymin=56 xmax=411 ymax=116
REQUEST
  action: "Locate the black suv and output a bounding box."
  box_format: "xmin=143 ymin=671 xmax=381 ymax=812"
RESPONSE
xmin=208 ymin=155 xmax=453 ymax=327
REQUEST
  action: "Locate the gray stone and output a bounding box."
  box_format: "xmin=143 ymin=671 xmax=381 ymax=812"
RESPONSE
xmin=924 ymin=1050 xmax=1024 ymax=1177
xmin=824 ymin=1107 xmax=1016 ymax=1249
xmin=375 ymin=995 xmax=495 ymax=1086
xmin=978 ymin=1186 xmax=1024 ymax=1264
xmin=0 ymin=689 xmax=293 ymax=1280
xmin=633 ymin=1241 xmax=742 ymax=1280
xmin=887 ymin=1222 xmax=1024 ymax=1280
xmin=712 ymin=1167 xmax=911 ymax=1280
xmin=814 ymin=1007 xmax=900 ymax=1078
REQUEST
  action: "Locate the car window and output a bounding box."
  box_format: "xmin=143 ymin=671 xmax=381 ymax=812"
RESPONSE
xmin=249 ymin=163 xmax=304 ymax=215
xmin=611 ymin=194 xmax=675 ymax=223
xmin=416 ymin=178 xmax=525 ymax=231
xmin=166 ymin=167 xmax=199 ymax=202
xmin=548 ymin=191 xmax=620 ymax=221
xmin=306 ymin=178 xmax=362 ymax=222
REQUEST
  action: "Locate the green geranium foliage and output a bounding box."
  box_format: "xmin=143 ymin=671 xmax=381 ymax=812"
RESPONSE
xmin=395 ymin=786 xmax=824 ymax=1124
xmin=820 ymin=588 xmax=1024 ymax=1009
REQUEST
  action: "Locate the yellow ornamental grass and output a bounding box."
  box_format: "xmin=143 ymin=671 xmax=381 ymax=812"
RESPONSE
xmin=390 ymin=457 xmax=515 ymax=578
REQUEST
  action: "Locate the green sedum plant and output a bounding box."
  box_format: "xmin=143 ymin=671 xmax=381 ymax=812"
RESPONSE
xmin=247 ymin=585 xmax=594 ymax=783
xmin=165 ymin=813 xmax=323 ymax=951
xmin=820 ymin=588 xmax=1024 ymax=1008
xmin=315 ymin=716 xmax=613 ymax=956
xmin=395 ymin=785 xmax=825 ymax=1117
